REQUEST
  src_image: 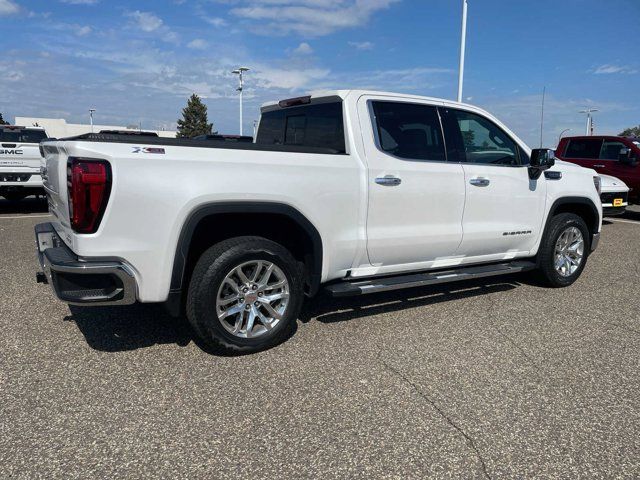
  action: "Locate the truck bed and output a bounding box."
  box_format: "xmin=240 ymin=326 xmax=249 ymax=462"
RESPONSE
xmin=46 ymin=133 xmax=344 ymax=155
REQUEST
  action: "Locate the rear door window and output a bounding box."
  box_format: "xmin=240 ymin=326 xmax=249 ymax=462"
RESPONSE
xmin=256 ymin=102 xmax=345 ymax=153
xmin=563 ymin=139 xmax=603 ymax=159
xmin=370 ymin=101 xmax=446 ymax=161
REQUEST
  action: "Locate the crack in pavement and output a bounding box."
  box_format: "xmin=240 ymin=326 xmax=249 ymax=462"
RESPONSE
xmin=378 ymin=351 xmax=492 ymax=479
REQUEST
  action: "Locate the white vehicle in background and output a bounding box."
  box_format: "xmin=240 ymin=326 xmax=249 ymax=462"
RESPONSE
xmin=35 ymin=90 xmax=603 ymax=354
xmin=0 ymin=125 xmax=48 ymax=201
xmin=599 ymin=174 xmax=629 ymax=216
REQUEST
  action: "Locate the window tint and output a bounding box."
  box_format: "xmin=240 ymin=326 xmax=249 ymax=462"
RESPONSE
xmin=256 ymin=102 xmax=345 ymax=153
xmin=0 ymin=129 xmax=47 ymax=143
xmin=371 ymin=101 xmax=445 ymax=161
xmin=564 ymin=139 xmax=603 ymax=159
xmin=450 ymin=110 xmax=519 ymax=166
xmin=600 ymin=140 xmax=627 ymax=160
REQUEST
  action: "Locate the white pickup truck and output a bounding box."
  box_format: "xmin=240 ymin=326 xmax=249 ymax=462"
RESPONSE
xmin=1 ymin=125 xmax=48 ymax=201
xmin=35 ymin=90 xmax=602 ymax=354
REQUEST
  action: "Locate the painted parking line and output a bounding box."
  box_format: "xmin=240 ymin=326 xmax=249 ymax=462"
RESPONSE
xmin=0 ymin=214 xmax=51 ymax=220
xmin=605 ymin=218 xmax=640 ymax=225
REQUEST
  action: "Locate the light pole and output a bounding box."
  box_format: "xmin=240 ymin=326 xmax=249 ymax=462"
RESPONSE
xmin=457 ymin=0 xmax=468 ymax=103
xmin=558 ymin=128 xmax=572 ymax=144
xmin=232 ymin=67 xmax=250 ymax=136
xmin=89 ymin=108 xmax=96 ymax=133
xmin=579 ymin=108 xmax=598 ymax=136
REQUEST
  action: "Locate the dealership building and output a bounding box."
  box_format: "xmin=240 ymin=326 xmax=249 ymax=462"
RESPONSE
xmin=13 ymin=117 xmax=177 ymax=139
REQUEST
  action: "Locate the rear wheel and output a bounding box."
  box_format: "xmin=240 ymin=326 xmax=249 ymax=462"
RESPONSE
xmin=186 ymin=236 xmax=304 ymax=355
xmin=536 ymin=213 xmax=590 ymax=287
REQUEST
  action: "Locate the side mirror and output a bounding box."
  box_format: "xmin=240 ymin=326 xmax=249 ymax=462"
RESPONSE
xmin=529 ymin=148 xmax=555 ymax=179
xmin=619 ymin=147 xmax=638 ymax=166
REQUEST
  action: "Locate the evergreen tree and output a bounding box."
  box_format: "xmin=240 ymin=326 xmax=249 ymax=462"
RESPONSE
xmin=176 ymin=94 xmax=213 ymax=138
xmin=619 ymin=125 xmax=640 ymax=137
xmin=0 ymin=113 xmax=8 ymax=125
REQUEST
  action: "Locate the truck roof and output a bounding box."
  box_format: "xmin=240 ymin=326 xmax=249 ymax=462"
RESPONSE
xmin=260 ymin=90 xmax=480 ymax=111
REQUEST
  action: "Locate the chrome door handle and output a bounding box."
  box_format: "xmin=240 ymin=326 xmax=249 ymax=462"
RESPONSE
xmin=594 ymin=164 xmax=605 ymax=168
xmin=469 ymin=177 xmax=490 ymax=187
xmin=375 ymin=175 xmax=402 ymax=187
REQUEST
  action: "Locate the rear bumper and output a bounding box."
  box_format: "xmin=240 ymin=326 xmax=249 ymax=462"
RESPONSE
xmin=35 ymin=222 xmax=137 ymax=306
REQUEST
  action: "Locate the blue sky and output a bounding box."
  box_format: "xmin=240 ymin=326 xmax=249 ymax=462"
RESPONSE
xmin=1 ymin=0 xmax=638 ymax=146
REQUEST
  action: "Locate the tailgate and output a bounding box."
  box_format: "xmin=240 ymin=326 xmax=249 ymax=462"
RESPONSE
xmin=41 ymin=143 xmax=73 ymax=241
xmin=0 ymin=143 xmax=42 ymax=170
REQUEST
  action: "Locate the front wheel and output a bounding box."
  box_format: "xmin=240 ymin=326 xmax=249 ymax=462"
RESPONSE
xmin=536 ymin=213 xmax=590 ymax=288
xmin=186 ymin=236 xmax=304 ymax=355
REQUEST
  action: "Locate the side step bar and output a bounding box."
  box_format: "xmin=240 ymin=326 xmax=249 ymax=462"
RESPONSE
xmin=325 ymin=261 xmax=537 ymax=297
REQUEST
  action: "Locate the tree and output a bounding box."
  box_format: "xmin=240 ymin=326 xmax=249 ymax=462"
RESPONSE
xmin=0 ymin=113 xmax=8 ymax=125
xmin=619 ymin=125 xmax=640 ymax=137
xmin=176 ymin=94 xmax=213 ymax=138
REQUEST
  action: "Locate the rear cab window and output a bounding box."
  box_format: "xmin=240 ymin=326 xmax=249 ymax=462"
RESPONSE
xmin=256 ymin=100 xmax=346 ymax=153
xmin=0 ymin=128 xmax=48 ymax=143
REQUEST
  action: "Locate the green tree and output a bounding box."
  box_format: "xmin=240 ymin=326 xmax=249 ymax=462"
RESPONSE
xmin=0 ymin=113 xmax=8 ymax=125
xmin=176 ymin=94 xmax=213 ymax=138
xmin=619 ymin=125 xmax=640 ymax=137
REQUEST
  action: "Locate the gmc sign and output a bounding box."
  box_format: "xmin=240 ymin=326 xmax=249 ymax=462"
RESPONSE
xmin=0 ymin=149 xmax=23 ymax=155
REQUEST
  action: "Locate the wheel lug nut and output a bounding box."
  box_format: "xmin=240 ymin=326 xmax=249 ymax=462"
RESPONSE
xmin=243 ymin=288 xmax=249 ymax=293
xmin=252 ymin=285 xmax=258 ymax=290
xmin=258 ymin=292 xmax=263 ymax=297
xmin=245 ymin=305 xmax=251 ymax=310
xmin=254 ymin=302 xmax=259 ymax=306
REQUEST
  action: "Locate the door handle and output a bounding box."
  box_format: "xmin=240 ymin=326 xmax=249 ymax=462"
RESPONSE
xmin=594 ymin=164 xmax=605 ymax=168
xmin=469 ymin=177 xmax=490 ymax=187
xmin=375 ymin=175 xmax=402 ymax=187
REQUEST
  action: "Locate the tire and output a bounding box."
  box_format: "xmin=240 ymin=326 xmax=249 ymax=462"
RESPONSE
xmin=186 ymin=236 xmax=304 ymax=355
xmin=536 ymin=213 xmax=590 ymax=288
xmin=2 ymin=192 xmax=28 ymax=202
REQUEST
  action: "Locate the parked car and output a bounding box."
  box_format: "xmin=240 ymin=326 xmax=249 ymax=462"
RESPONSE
xmin=556 ymin=135 xmax=639 ymax=203
xmin=35 ymin=90 xmax=603 ymax=354
xmin=599 ymin=174 xmax=629 ymax=216
xmin=0 ymin=125 xmax=48 ymax=201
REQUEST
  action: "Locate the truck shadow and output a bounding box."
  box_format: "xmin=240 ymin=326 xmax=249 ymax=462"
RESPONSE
xmin=0 ymin=196 xmax=48 ymax=215
xmin=65 ymin=276 xmax=521 ymax=354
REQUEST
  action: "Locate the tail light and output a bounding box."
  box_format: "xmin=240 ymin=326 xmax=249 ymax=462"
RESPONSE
xmin=67 ymin=158 xmax=112 ymax=234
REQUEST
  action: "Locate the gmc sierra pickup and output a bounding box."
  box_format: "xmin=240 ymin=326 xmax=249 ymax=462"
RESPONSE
xmin=1 ymin=125 xmax=48 ymax=201
xmin=35 ymin=90 xmax=603 ymax=354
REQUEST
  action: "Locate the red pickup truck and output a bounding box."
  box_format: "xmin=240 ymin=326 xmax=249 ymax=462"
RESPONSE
xmin=556 ymin=136 xmax=639 ymax=203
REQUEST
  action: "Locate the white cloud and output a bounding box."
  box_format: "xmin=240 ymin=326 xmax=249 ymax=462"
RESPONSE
xmin=202 ymin=16 xmax=227 ymax=27
xmin=0 ymin=0 xmax=19 ymax=16
xmin=293 ymin=42 xmax=313 ymax=55
xmin=75 ymin=25 xmax=92 ymax=36
xmin=226 ymin=0 xmax=400 ymax=36
xmin=348 ymin=41 xmax=373 ymax=50
xmin=593 ymin=64 xmax=637 ymax=75
xmin=188 ymin=39 xmax=208 ymax=50
xmin=126 ymin=10 xmax=164 ymax=32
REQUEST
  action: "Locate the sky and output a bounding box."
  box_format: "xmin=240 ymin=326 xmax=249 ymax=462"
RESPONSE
xmin=0 ymin=0 xmax=639 ymax=147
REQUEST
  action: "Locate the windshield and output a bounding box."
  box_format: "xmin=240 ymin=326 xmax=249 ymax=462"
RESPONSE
xmin=0 ymin=129 xmax=47 ymax=143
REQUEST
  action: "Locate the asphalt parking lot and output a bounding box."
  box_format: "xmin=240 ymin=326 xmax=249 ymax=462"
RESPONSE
xmin=1 ymin=198 xmax=639 ymax=479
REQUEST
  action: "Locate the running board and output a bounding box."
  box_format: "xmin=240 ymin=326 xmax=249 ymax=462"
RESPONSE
xmin=325 ymin=261 xmax=537 ymax=297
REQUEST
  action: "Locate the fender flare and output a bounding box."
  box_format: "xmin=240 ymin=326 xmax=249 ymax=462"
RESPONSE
xmin=546 ymin=196 xmax=600 ymax=234
xmin=169 ymin=201 xmax=324 ymax=296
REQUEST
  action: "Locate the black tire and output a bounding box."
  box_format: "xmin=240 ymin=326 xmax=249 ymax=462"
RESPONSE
xmin=186 ymin=236 xmax=304 ymax=355
xmin=536 ymin=213 xmax=590 ymax=288
xmin=2 ymin=192 xmax=28 ymax=202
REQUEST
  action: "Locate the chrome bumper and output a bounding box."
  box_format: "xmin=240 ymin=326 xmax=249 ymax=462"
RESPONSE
xmin=35 ymin=223 xmax=137 ymax=306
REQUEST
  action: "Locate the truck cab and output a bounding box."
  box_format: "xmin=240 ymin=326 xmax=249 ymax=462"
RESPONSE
xmin=556 ymin=136 xmax=640 ymax=203
xmin=0 ymin=125 xmax=48 ymax=201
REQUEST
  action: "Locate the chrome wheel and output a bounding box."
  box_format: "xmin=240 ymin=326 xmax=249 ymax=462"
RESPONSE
xmin=554 ymin=226 xmax=584 ymax=277
xmin=216 ymin=260 xmax=290 ymax=339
